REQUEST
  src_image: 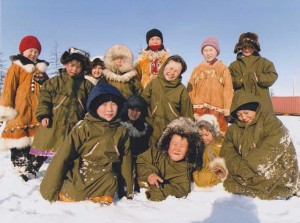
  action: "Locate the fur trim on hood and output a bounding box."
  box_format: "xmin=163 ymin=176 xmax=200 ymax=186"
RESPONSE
xmin=157 ymin=117 xmax=202 ymax=167
xmin=195 ymin=114 xmax=220 ymax=138
xmin=104 ymin=45 xmax=134 ymax=73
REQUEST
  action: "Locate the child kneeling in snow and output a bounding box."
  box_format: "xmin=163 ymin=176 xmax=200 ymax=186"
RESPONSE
xmin=211 ymin=91 xmax=300 ymax=200
xmin=136 ymin=117 xmax=201 ymax=201
xmin=40 ymin=84 xmax=133 ymax=205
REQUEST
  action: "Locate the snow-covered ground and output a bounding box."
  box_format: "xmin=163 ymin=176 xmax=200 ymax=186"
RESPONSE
xmin=1 ymin=116 xmax=300 ymax=223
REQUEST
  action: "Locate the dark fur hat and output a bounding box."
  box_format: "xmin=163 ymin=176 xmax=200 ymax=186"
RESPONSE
xmin=127 ymin=95 xmax=148 ymax=118
xmin=234 ymin=32 xmax=261 ymax=54
xmin=91 ymin=57 xmax=105 ymax=69
xmin=60 ymin=47 xmax=90 ymax=70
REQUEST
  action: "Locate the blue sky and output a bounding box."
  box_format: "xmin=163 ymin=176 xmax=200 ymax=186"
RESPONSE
xmin=1 ymin=0 xmax=299 ymax=95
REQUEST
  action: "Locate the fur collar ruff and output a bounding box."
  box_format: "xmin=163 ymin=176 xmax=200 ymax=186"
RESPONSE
xmin=13 ymin=60 xmax=48 ymax=73
xmin=120 ymin=121 xmax=149 ymax=138
xmin=103 ymin=69 xmax=137 ymax=83
xmin=137 ymin=49 xmax=168 ymax=61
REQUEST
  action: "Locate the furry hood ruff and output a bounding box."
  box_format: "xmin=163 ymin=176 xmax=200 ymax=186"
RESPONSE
xmin=104 ymin=45 xmax=134 ymax=73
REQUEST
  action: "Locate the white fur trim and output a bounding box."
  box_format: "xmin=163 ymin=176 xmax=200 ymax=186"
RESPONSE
xmin=0 ymin=136 xmax=33 ymax=151
xmin=84 ymin=75 xmax=99 ymax=85
xmin=195 ymin=114 xmax=220 ymax=135
xmin=0 ymin=105 xmax=18 ymax=121
xmin=103 ymin=69 xmax=137 ymax=83
xmin=13 ymin=60 xmax=35 ymax=73
xmin=36 ymin=62 xmax=48 ymax=73
xmin=209 ymin=157 xmax=228 ymax=182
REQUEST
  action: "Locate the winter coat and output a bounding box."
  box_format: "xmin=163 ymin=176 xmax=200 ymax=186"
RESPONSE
xmin=135 ymin=49 xmax=169 ymax=88
xmin=0 ymin=55 xmax=48 ymax=151
xmin=31 ymin=69 xmax=93 ymax=156
xmin=136 ymin=117 xmax=201 ymax=201
xmin=103 ymin=69 xmax=142 ymax=99
xmin=188 ymin=60 xmax=233 ymax=117
xmin=137 ymin=148 xmax=191 ymax=201
xmin=187 ymin=60 xmax=233 ymax=133
xmin=142 ymin=59 xmax=194 ymax=147
xmin=103 ymin=45 xmax=142 ymax=99
xmin=193 ymin=135 xmax=223 ymax=187
xmin=229 ymin=54 xmax=278 ymax=114
xmin=220 ymin=92 xmax=299 ymax=200
xmin=40 ymin=113 xmax=133 ymax=202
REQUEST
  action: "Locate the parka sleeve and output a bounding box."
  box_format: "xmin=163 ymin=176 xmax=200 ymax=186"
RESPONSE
xmin=241 ymin=115 xmax=291 ymax=174
xmin=39 ymin=122 xmax=87 ymax=202
xmin=119 ymin=129 xmax=134 ymax=198
xmin=180 ymin=89 xmax=195 ymax=121
xmin=220 ymin=126 xmax=256 ymax=180
xmin=0 ymin=65 xmax=19 ymax=121
xmin=35 ymin=78 xmax=57 ymax=121
xmin=222 ymin=67 xmax=234 ymax=116
xmin=136 ymin=147 xmax=161 ymax=182
xmin=229 ymin=62 xmax=244 ymax=90
xmin=254 ymin=59 xmax=278 ymax=88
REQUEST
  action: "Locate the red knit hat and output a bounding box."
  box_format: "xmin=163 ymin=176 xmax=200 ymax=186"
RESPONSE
xmin=19 ymin=35 xmax=42 ymax=54
xmin=201 ymin=36 xmax=220 ymax=56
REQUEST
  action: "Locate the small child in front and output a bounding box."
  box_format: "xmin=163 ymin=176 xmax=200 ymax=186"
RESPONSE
xmin=193 ymin=114 xmax=224 ymax=188
xmin=40 ymin=84 xmax=133 ymax=205
xmin=137 ymin=117 xmax=201 ymax=201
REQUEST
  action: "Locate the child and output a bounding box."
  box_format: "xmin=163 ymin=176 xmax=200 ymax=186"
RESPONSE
xmin=103 ymin=44 xmax=142 ymax=99
xmin=136 ymin=117 xmax=201 ymax=201
xmin=121 ymin=94 xmax=153 ymax=192
xmin=211 ymin=91 xmax=299 ymax=200
xmin=187 ymin=36 xmax=233 ymax=134
xmin=24 ymin=47 xmax=93 ymax=181
xmin=229 ymin=32 xmax=278 ymax=114
xmin=193 ymin=114 xmax=223 ymax=188
xmin=40 ymin=84 xmax=133 ymax=205
xmin=142 ymin=55 xmax=194 ymax=147
xmin=0 ymin=35 xmax=49 ymax=172
xmin=135 ymin=28 xmax=169 ymax=88
xmin=85 ymin=57 xmax=107 ymax=85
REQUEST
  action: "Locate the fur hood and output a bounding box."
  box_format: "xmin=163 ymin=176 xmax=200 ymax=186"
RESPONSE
xmin=195 ymin=114 xmax=220 ymax=138
xmin=157 ymin=117 xmax=202 ymax=167
xmin=104 ymin=45 xmax=134 ymax=73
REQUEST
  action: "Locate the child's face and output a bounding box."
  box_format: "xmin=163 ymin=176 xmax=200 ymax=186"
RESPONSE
xmin=242 ymin=45 xmax=254 ymax=57
xmin=92 ymin=65 xmax=103 ymax=79
xmin=113 ymin=57 xmax=124 ymax=69
xmin=168 ymin=134 xmax=189 ymax=162
xmin=202 ymin=46 xmax=218 ymax=63
xmin=148 ymin=36 xmax=162 ymax=46
xmin=97 ymin=101 xmax=118 ymax=121
xmin=23 ymin=48 xmax=40 ymax=62
xmin=128 ymin=107 xmax=141 ymax=121
xmin=199 ymin=128 xmax=214 ymax=145
xmin=163 ymin=60 xmax=182 ymax=81
xmin=65 ymin=60 xmax=83 ymax=77
xmin=236 ymin=110 xmax=256 ymax=124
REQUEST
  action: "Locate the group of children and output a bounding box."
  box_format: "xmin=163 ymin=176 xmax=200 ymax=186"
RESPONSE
xmin=0 ymin=29 xmax=299 ymax=205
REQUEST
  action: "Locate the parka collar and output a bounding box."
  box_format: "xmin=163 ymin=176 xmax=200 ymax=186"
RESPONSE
xmin=10 ymin=54 xmax=49 ymax=73
xmin=85 ymin=113 xmax=121 ymax=128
